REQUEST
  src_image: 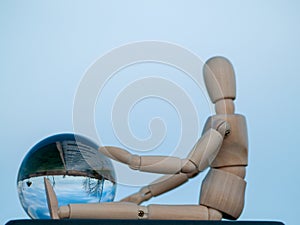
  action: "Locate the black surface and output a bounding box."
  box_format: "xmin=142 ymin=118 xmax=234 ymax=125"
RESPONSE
xmin=6 ymin=220 xmax=285 ymax=225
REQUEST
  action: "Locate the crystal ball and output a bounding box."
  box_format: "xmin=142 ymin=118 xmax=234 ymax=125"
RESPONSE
xmin=17 ymin=133 xmax=116 ymax=219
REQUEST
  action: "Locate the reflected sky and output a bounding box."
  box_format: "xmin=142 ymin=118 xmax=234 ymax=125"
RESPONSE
xmin=18 ymin=175 xmax=115 ymax=219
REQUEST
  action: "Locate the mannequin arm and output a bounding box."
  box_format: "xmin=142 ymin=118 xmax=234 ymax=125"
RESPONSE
xmin=99 ymin=120 xmax=229 ymax=175
xmin=119 ymin=120 xmax=229 ymax=204
xmin=99 ymin=146 xmax=194 ymax=174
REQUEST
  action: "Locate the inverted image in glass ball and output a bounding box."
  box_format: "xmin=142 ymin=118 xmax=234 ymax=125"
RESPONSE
xmin=17 ymin=133 xmax=116 ymax=219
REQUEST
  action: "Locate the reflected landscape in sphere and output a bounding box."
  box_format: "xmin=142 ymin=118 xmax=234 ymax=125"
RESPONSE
xmin=17 ymin=133 xmax=116 ymax=219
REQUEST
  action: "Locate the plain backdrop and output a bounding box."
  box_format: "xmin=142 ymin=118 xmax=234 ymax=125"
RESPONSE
xmin=1 ymin=1 xmax=300 ymax=225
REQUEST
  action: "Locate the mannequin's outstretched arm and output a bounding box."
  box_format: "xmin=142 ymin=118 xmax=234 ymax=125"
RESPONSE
xmin=119 ymin=119 xmax=229 ymax=205
xmin=107 ymin=120 xmax=230 ymax=205
xmin=99 ymin=119 xmax=229 ymax=176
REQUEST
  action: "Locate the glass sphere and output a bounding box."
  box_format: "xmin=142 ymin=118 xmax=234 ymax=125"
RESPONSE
xmin=17 ymin=133 xmax=116 ymax=219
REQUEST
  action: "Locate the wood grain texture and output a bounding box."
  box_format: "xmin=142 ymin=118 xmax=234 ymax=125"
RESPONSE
xmin=187 ymin=128 xmax=224 ymax=171
xmin=215 ymin=99 xmax=235 ymax=115
xmin=203 ymin=114 xmax=248 ymax=167
xmin=67 ymin=202 xmax=142 ymax=219
xmin=44 ymin=178 xmax=59 ymax=219
xmin=200 ymin=169 xmax=246 ymax=219
xmin=147 ymin=205 xmax=209 ymax=220
xmin=203 ymin=56 xmax=236 ymax=103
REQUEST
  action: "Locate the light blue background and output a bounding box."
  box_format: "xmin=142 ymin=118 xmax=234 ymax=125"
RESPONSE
xmin=1 ymin=1 xmax=299 ymax=224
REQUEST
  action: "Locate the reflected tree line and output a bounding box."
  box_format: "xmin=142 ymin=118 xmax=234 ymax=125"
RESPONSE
xmin=41 ymin=174 xmax=105 ymax=202
xmin=82 ymin=177 xmax=104 ymax=201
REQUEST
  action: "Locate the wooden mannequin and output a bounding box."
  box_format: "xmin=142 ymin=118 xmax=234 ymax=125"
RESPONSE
xmin=44 ymin=56 xmax=248 ymax=220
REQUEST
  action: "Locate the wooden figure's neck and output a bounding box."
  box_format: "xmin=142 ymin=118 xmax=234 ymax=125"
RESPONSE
xmin=215 ymin=99 xmax=235 ymax=115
